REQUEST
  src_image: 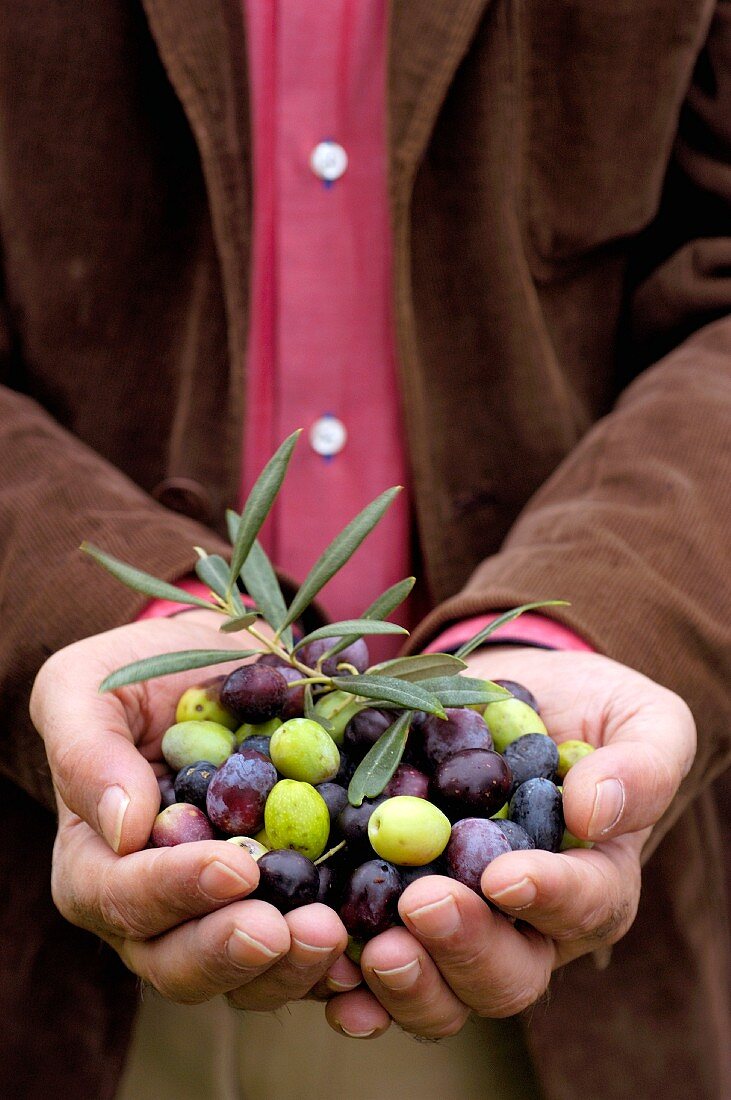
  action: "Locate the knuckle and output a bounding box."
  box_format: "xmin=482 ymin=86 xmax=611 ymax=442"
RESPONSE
xmin=142 ymin=964 xmax=209 ymax=1006
xmin=51 ymin=739 xmax=88 ymax=804
xmin=421 ymin=1012 xmax=468 ymax=1039
xmin=98 ymin=878 xmax=150 ymax=940
xmin=559 ymin=888 xmax=638 ymax=947
xmin=475 ymin=973 xmax=549 ymax=1018
xmin=51 ymin=865 xmax=85 ymax=928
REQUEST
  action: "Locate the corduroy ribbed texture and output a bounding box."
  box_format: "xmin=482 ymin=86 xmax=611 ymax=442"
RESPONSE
xmin=1 ymin=1 xmax=730 ymax=1098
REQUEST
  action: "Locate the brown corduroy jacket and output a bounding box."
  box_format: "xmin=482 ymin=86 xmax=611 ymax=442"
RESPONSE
xmin=1 ymin=2 xmax=730 ymax=1097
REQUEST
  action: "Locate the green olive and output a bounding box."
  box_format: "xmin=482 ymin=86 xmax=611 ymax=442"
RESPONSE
xmin=225 ymin=836 xmax=268 ymax=860
xmin=556 ymin=739 xmax=595 ymax=779
xmin=313 ymin=690 xmax=363 ymax=746
xmin=269 ymin=718 xmax=340 ymax=784
xmin=368 ymin=795 xmax=451 ymax=866
xmin=175 ymin=681 xmax=238 ymax=730
xmin=234 ymin=717 xmax=283 ymax=746
xmin=264 ymin=779 xmax=330 ymax=860
xmin=482 ymin=698 xmax=548 ymax=753
xmin=560 ymin=829 xmax=594 ymax=850
xmin=161 ymin=720 xmax=235 ymax=770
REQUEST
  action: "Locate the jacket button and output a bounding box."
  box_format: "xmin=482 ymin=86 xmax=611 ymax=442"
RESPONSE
xmin=152 ymin=477 xmax=213 ymax=524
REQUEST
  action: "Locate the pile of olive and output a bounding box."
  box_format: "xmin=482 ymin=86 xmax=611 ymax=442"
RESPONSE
xmin=152 ymin=646 xmax=594 ymax=948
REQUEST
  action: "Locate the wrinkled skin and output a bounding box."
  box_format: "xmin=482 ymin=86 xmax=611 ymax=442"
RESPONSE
xmin=31 ymin=620 xmax=695 ymax=1035
xmin=31 ymin=611 xmax=359 ymax=1009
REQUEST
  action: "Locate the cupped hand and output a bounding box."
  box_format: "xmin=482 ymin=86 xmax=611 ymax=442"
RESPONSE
xmin=325 ymin=648 xmax=696 ymax=1040
xmin=30 ymin=611 xmax=359 ymax=1008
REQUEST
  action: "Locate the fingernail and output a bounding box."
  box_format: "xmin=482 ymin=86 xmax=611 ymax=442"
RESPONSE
xmin=373 ymin=958 xmax=421 ymax=991
xmin=227 ymin=929 xmax=281 ymax=967
xmin=588 ymin=778 xmax=625 ymax=837
xmin=326 ymin=975 xmax=362 ymax=993
xmin=488 ymin=877 xmax=537 ymax=909
xmin=405 ymin=894 xmax=461 ymax=938
xmin=97 ymin=785 xmax=130 ymax=853
xmin=291 ymin=936 xmax=335 ymax=966
xmin=340 ymin=1026 xmax=377 ymax=1039
xmin=199 ymin=860 xmax=252 ymax=901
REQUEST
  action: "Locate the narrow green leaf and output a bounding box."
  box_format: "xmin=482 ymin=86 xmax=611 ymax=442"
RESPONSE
xmin=304 ymin=684 xmax=335 ymax=734
xmin=367 ymin=653 xmax=467 ymax=681
xmin=227 ymin=513 xmax=293 ymax=652
xmin=282 ymin=487 xmax=401 ymax=630
xmin=319 ymin=577 xmax=416 ymax=663
xmin=294 ymin=620 xmax=408 ymax=652
xmin=227 ymin=430 xmax=301 ymax=595
xmin=304 ymin=683 xmax=316 ymax=720
xmin=241 ymin=539 xmax=294 ymax=651
xmin=194 ymin=552 xmax=245 ymax=613
xmin=225 ymin=508 xmax=241 ymax=546
xmin=454 ymin=601 xmax=571 ymax=660
xmin=99 ymin=649 xmax=258 ymax=693
xmin=363 ymin=577 xmax=416 ymax=621
xmin=415 ymin=676 xmax=512 ymax=707
xmin=219 ymin=613 xmax=259 ymax=633
xmin=331 ymin=674 xmax=446 ymax=718
xmin=81 ymin=543 xmax=218 ymax=610
xmin=348 ymin=712 xmax=412 ymax=807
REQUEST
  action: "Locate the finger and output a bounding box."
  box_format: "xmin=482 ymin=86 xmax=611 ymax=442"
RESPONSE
xmin=361 ymin=927 xmax=470 ymax=1039
xmin=32 ymin=657 xmax=161 ymax=854
xmin=30 ymin=622 xmax=253 ymax=855
xmin=309 ymin=954 xmax=363 ymax=1000
xmin=397 ymin=876 xmax=554 ymax=1018
xmin=325 ymin=988 xmax=392 ymax=1040
xmin=226 ymin=904 xmax=348 ymax=1011
xmin=116 ymin=899 xmax=291 ymax=1004
xmin=53 ymin=828 xmax=259 ymax=939
xmin=481 ymin=845 xmax=640 ymax=962
xmin=563 ymin=707 xmax=695 ymax=841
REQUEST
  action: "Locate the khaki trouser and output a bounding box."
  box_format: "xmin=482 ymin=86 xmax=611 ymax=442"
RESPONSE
xmin=118 ymin=992 xmax=541 ymax=1100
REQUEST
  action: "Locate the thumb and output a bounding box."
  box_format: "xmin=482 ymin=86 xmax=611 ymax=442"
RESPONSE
xmin=32 ymin=662 xmax=162 ymax=854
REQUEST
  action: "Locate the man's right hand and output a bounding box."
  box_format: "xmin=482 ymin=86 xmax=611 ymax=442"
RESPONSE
xmin=30 ymin=612 xmax=360 ymax=1008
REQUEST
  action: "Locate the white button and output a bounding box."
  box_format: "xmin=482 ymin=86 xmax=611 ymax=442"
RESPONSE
xmin=310 ymin=415 xmax=347 ymax=456
xmin=310 ymin=141 xmax=348 ymax=182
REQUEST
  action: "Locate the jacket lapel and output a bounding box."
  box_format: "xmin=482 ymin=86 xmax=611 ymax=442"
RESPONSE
xmin=140 ymin=0 xmax=251 ymax=434
xmin=388 ymin=0 xmax=491 ymax=207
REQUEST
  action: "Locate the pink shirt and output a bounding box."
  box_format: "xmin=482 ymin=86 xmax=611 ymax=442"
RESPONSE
xmin=242 ymin=0 xmax=411 ymax=655
xmin=142 ymin=1 xmax=590 ymax=660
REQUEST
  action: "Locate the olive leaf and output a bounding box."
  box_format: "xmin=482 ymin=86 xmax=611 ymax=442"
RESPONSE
xmin=331 ymin=674 xmax=446 ymax=718
xmin=219 ymin=613 xmax=259 ymax=633
xmin=227 ymin=430 xmax=301 ymax=597
xmin=99 ymin=648 xmax=258 ymax=693
xmin=454 ymin=600 xmax=570 ymax=660
xmin=281 ymin=487 xmax=401 ymax=632
xmin=226 ymin=511 xmax=294 ymax=649
xmin=194 ymin=550 xmax=245 ymax=613
xmin=241 ymin=538 xmax=294 ymax=651
xmin=293 ymin=619 xmax=408 ymax=652
xmin=304 ymin=684 xmax=335 ymax=734
xmin=362 ymin=576 xmax=415 ymax=621
xmin=348 ymin=711 xmax=412 ymax=807
xmin=367 ymin=653 xmax=467 ymax=681
xmin=319 ymin=576 xmax=415 ymax=664
xmin=80 ymin=543 xmax=218 ymax=610
xmin=415 ymin=676 xmax=512 ymax=707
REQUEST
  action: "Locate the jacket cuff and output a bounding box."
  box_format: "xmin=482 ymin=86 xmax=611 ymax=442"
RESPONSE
xmin=136 ymin=578 xmax=217 ymax=620
xmin=426 ymin=613 xmax=595 ymax=655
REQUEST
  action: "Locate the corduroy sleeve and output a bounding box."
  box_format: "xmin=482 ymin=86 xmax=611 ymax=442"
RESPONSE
xmin=408 ymin=3 xmax=731 ymax=852
xmin=0 ymin=381 xmax=231 ymax=811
